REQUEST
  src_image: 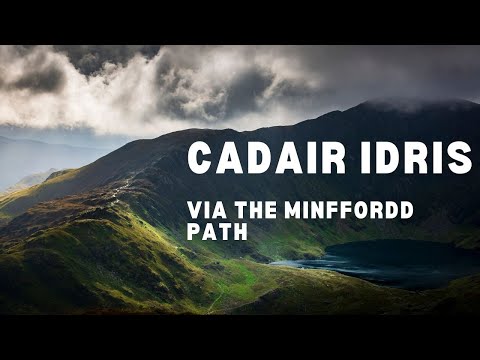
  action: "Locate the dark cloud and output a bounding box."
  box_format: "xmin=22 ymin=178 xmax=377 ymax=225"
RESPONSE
xmin=54 ymin=45 xmax=161 ymax=75
xmin=223 ymin=69 xmax=274 ymax=118
xmin=10 ymin=63 xmax=65 ymax=94
xmin=281 ymin=45 xmax=480 ymax=103
xmin=145 ymin=45 xmax=480 ymax=125
xmin=155 ymin=51 xmax=186 ymax=93
xmin=3 ymin=45 xmax=480 ymax=137
xmin=153 ymin=50 xmax=276 ymax=122
xmin=154 ymin=62 xmax=275 ymax=122
xmin=0 ymin=46 xmax=67 ymax=94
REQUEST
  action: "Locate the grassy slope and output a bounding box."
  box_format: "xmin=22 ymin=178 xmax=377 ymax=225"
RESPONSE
xmin=0 ymin=169 xmax=80 ymax=220
xmin=2 ymin=197 xmax=480 ymax=315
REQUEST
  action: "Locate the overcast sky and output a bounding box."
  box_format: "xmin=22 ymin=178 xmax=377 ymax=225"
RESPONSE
xmin=1 ymin=45 xmax=480 ymax=143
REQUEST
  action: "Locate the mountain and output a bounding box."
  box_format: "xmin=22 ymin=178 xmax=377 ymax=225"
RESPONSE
xmin=0 ymin=136 xmax=109 ymax=191
xmin=0 ymin=98 xmax=480 ymax=314
xmin=1 ymin=168 xmax=59 ymax=194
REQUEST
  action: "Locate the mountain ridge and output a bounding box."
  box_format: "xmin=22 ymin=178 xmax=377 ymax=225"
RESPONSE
xmin=0 ymin=135 xmax=109 ymax=151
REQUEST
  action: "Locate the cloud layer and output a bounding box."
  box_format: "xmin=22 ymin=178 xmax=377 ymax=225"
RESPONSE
xmin=1 ymin=45 xmax=480 ymax=137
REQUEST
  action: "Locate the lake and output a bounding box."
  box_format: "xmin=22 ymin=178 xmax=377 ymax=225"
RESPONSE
xmin=271 ymin=240 xmax=480 ymax=290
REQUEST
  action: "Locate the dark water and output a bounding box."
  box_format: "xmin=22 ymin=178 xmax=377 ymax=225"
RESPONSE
xmin=271 ymin=240 xmax=480 ymax=290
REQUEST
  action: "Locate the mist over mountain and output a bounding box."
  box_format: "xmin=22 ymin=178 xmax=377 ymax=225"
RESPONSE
xmin=0 ymin=136 xmax=109 ymax=191
xmin=2 ymin=168 xmax=59 ymax=194
xmin=0 ymin=125 xmax=130 ymax=149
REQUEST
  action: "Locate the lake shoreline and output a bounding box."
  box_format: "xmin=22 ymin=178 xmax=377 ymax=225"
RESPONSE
xmin=271 ymin=239 xmax=480 ymax=290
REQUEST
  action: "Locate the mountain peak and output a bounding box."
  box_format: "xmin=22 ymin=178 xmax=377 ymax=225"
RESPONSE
xmin=357 ymin=97 xmax=479 ymax=113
